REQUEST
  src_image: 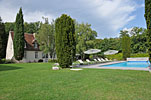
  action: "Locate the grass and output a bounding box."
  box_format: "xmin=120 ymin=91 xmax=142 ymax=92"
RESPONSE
xmin=0 ymin=63 xmax=151 ymax=100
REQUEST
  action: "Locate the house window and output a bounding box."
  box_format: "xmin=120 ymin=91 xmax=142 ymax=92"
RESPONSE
xmin=42 ymin=53 xmax=45 ymax=58
xmin=34 ymin=43 xmax=38 ymax=48
xmin=35 ymin=52 xmax=38 ymax=58
xmin=46 ymin=54 xmax=48 ymax=58
xmin=24 ymin=51 xmax=26 ymax=58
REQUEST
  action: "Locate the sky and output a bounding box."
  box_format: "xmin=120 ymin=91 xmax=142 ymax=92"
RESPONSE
xmin=0 ymin=0 xmax=146 ymax=39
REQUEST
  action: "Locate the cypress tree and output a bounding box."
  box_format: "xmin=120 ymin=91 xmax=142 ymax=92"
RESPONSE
xmin=122 ymin=35 xmax=131 ymax=60
xmin=145 ymin=0 xmax=151 ymax=62
xmin=13 ymin=8 xmax=24 ymax=60
xmin=55 ymin=14 xmax=76 ymax=68
xmin=0 ymin=17 xmax=6 ymax=59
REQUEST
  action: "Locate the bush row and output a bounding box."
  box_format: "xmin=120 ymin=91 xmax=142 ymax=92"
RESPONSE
xmin=0 ymin=59 xmax=14 ymax=64
xmin=131 ymin=53 xmax=149 ymax=57
xmin=48 ymin=59 xmax=58 ymax=63
xmin=106 ymin=53 xmax=149 ymax=61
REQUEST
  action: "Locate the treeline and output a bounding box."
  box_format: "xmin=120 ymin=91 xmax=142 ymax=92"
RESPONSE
xmin=0 ymin=15 xmax=98 ymax=60
xmin=36 ymin=19 xmax=98 ymax=60
xmin=0 ymin=15 xmax=148 ymax=60
xmin=97 ymin=27 xmax=147 ymax=54
xmin=5 ymin=21 xmax=41 ymax=34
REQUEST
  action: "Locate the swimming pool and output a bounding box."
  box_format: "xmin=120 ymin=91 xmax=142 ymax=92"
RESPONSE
xmin=102 ymin=61 xmax=149 ymax=68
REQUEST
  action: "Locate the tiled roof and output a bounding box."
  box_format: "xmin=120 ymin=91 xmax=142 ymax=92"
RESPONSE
xmin=10 ymin=31 xmax=40 ymax=51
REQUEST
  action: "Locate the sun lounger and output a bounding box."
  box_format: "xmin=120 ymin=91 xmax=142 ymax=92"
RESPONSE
xmin=94 ymin=59 xmax=100 ymax=63
xmin=97 ymin=58 xmax=107 ymax=62
xmin=101 ymin=58 xmax=106 ymax=62
xmin=78 ymin=60 xmax=88 ymax=65
xmin=78 ymin=60 xmax=84 ymax=65
xmin=105 ymin=58 xmax=111 ymax=61
xmin=94 ymin=59 xmax=98 ymax=62
xmin=86 ymin=59 xmax=95 ymax=64
xmin=97 ymin=58 xmax=102 ymax=62
xmin=86 ymin=59 xmax=91 ymax=63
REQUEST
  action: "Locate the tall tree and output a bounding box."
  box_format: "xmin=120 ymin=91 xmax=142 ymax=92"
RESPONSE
xmin=55 ymin=14 xmax=76 ymax=68
xmin=75 ymin=22 xmax=97 ymax=59
xmin=13 ymin=8 xmax=25 ymax=60
xmin=130 ymin=27 xmax=147 ymax=53
xmin=0 ymin=17 xmax=6 ymax=59
xmin=145 ymin=0 xmax=151 ymax=62
xmin=36 ymin=18 xmax=55 ymax=59
xmin=120 ymin=31 xmax=131 ymax=60
xmin=0 ymin=17 xmax=2 ymax=58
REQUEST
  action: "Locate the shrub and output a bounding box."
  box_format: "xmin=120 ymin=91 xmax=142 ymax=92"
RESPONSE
xmin=97 ymin=52 xmax=105 ymax=58
xmin=122 ymin=35 xmax=131 ymax=60
xmin=0 ymin=58 xmax=5 ymax=63
xmin=106 ymin=53 xmax=149 ymax=61
xmin=89 ymin=55 xmax=93 ymax=60
xmin=106 ymin=53 xmax=123 ymax=61
xmin=48 ymin=59 xmax=58 ymax=63
xmin=131 ymin=53 xmax=149 ymax=57
xmin=0 ymin=59 xmax=14 ymax=64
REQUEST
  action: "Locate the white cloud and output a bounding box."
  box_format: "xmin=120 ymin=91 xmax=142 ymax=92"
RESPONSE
xmin=24 ymin=11 xmax=55 ymax=23
xmin=0 ymin=0 xmax=55 ymax=22
xmin=139 ymin=4 xmax=145 ymax=8
xmin=0 ymin=0 xmax=18 ymax=22
xmin=83 ymin=0 xmax=137 ymax=32
xmin=123 ymin=27 xmax=133 ymax=32
xmin=0 ymin=0 xmax=140 ymax=38
xmin=122 ymin=27 xmax=133 ymax=36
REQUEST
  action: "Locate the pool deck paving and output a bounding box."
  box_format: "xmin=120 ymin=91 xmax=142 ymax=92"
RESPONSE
xmin=79 ymin=61 xmax=149 ymax=71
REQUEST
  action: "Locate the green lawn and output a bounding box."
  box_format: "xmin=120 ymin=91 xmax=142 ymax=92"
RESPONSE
xmin=0 ymin=63 xmax=151 ymax=100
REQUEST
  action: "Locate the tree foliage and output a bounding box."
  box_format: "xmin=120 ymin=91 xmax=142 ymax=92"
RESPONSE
xmin=98 ymin=38 xmax=121 ymax=52
xmin=5 ymin=22 xmax=14 ymax=34
xmin=0 ymin=17 xmax=2 ymax=59
xmin=130 ymin=27 xmax=147 ymax=53
xmin=0 ymin=17 xmax=6 ymax=59
xmin=145 ymin=0 xmax=151 ymax=62
xmin=24 ymin=21 xmax=40 ymax=33
xmin=75 ymin=22 xmax=97 ymax=59
xmin=120 ymin=31 xmax=131 ymax=60
xmin=5 ymin=21 xmax=40 ymax=34
xmin=55 ymin=14 xmax=76 ymax=68
xmin=13 ymin=8 xmax=25 ymax=60
xmin=96 ymin=27 xmax=147 ymax=59
xmin=36 ymin=18 xmax=55 ymax=59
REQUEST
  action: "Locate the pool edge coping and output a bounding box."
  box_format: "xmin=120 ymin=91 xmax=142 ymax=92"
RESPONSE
xmin=79 ymin=61 xmax=149 ymax=71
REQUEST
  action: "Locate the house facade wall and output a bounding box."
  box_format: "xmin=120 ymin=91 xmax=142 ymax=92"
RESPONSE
xmin=22 ymin=51 xmax=43 ymax=62
xmin=6 ymin=32 xmax=54 ymax=63
xmin=6 ymin=32 xmax=14 ymax=60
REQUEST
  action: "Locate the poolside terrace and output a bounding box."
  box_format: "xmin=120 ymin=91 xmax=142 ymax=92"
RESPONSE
xmin=79 ymin=60 xmax=149 ymax=71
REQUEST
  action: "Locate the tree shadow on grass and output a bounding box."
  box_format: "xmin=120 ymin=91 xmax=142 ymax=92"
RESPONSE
xmin=0 ymin=64 xmax=22 ymax=71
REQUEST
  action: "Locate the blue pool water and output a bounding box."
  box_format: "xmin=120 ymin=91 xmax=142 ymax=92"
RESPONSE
xmin=102 ymin=61 xmax=149 ymax=68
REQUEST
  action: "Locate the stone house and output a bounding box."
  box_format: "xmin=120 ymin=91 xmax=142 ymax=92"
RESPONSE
xmin=6 ymin=31 xmax=51 ymax=62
